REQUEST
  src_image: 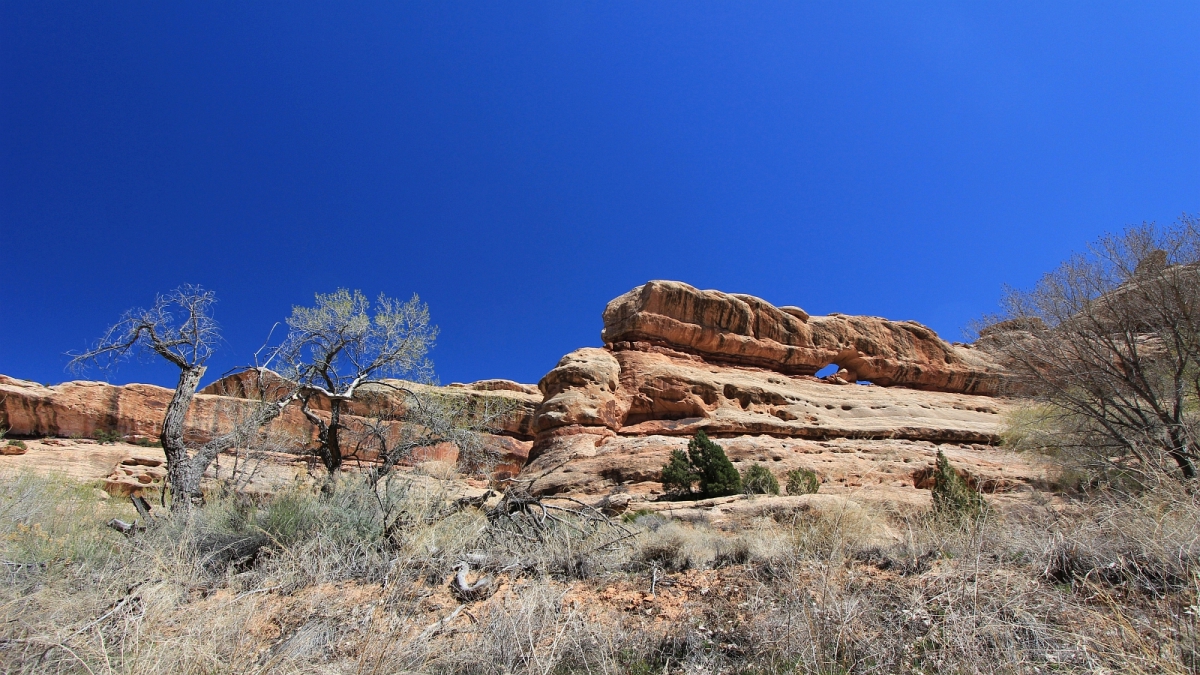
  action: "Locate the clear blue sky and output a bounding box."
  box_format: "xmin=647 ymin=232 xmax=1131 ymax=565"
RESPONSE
xmin=2 ymin=2 xmax=1198 ymax=388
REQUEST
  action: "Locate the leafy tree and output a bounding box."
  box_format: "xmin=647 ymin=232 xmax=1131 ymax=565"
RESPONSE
xmin=658 ymin=432 xmax=742 ymax=499
xmin=278 ymin=289 xmax=436 ymax=489
xmin=931 ymin=450 xmax=986 ymax=522
xmin=688 ymin=431 xmax=741 ymax=498
xmin=786 ymin=468 xmax=820 ymax=495
xmin=741 ymin=463 xmax=779 ymax=495
xmin=659 ymin=448 xmax=696 ymax=498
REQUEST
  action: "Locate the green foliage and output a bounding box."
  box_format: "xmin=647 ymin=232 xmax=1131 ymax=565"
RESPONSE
xmin=620 ymin=508 xmax=656 ymax=524
xmin=133 ymin=437 xmax=162 ymax=448
xmin=256 ymin=483 xmax=383 ymax=547
xmin=932 ymin=450 xmax=987 ymax=522
xmin=688 ymin=431 xmax=741 ymax=498
xmin=94 ymin=429 xmax=123 ymax=445
xmin=786 ymin=468 xmax=820 ymax=495
xmin=6 ymin=439 xmax=27 ymax=451
xmin=740 ymin=463 xmax=780 ymax=495
xmin=659 ymin=448 xmax=696 ymax=498
xmin=658 ymin=432 xmax=742 ymax=499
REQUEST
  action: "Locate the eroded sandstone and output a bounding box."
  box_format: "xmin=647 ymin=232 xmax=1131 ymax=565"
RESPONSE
xmin=1 ymin=280 xmax=1037 ymax=513
xmin=0 ymin=373 xmax=539 ymax=482
xmin=516 ymin=281 xmax=1041 ymax=507
xmin=602 ymin=280 xmax=1005 ymax=395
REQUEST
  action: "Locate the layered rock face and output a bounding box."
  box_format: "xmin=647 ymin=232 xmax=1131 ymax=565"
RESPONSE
xmin=1 ymin=280 xmax=1038 ymax=509
xmin=522 ymin=281 xmax=1042 ymax=506
xmin=525 ymin=347 xmax=1034 ymax=503
xmin=602 ymin=280 xmax=1004 ymax=395
xmin=198 ymin=371 xmax=540 ymax=441
xmin=0 ymin=375 xmax=312 ymax=446
xmin=0 ymin=373 xmax=541 ymax=480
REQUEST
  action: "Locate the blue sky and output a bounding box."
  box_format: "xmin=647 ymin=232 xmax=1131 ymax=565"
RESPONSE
xmin=2 ymin=2 xmax=1198 ymax=388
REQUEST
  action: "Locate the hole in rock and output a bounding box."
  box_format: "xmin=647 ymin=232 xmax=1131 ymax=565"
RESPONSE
xmin=856 ymin=380 xmax=873 ymax=386
xmin=815 ymin=364 xmax=838 ymax=378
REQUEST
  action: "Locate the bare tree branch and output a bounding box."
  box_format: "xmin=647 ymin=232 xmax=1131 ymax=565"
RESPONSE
xmin=68 ymin=285 xmax=298 ymax=510
xmin=977 ymin=216 xmax=1200 ymax=486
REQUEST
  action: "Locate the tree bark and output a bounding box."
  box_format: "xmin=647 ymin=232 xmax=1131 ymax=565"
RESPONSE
xmin=1167 ymin=426 xmax=1197 ymax=479
xmin=161 ymin=365 xmax=205 ymax=510
xmin=318 ymin=400 xmax=344 ymax=494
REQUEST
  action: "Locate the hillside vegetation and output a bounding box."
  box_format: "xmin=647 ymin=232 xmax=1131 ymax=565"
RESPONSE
xmin=3 ymin=468 xmax=1200 ymax=674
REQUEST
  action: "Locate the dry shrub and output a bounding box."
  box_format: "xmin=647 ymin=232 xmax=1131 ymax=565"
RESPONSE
xmin=785 ymin=497 xmax=895 ymax=562
xmin=414 ymin=459 xmax=460 ymax=480
xmin=1036 ymin=485 xmax=1200 ymax=595
xmin=633 ymin=520 xmax=725 ymax=572
xmin=7 ymin=469 xmax=1200 ymax=674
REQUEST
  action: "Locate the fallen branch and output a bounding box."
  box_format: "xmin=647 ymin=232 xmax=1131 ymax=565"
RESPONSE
xmin=450 ymin=561 xmax=494 ymax=601
xmin=418 ymin=604 xmax=466 ymax=640
xmin=105 ymin=519 xmax=139 ymax=535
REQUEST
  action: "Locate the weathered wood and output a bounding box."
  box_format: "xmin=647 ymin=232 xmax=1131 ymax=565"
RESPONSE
xmin=450 ymin=561 xmax=493 ymax=601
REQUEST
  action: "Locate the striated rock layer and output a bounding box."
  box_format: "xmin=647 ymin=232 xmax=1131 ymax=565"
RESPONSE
xmin=525 ymin=346 xmax=1041 ymax=503
xmin=519 ymin=281 xmax=1041 ymax=507
xmin=0 ymin=374 xmax=539 ymax=478
xmin=2 ymin=280 xmax=1038 ymax=510
xmin=602 ymin=280 xmax=1004 ymax=395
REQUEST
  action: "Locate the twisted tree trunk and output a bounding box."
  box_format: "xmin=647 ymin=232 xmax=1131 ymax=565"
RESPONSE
xmin=161 ymin=365 xmax=206 ymax=510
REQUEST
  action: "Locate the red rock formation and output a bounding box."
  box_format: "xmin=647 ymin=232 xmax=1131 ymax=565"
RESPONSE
xmin=0 ymin=374 xmax=537 ymax=478
xmin=2 ymin=280 xmax=1035 ymax=508
xmin=199 ymin=371 xmax=539 ymax=440
xmin=535 ymin=348 xmax=629 ymax=433
xmin=602 ymin=280 xmax=1004 ymax=395
xmin=515 ymin=282 xmax=1039 ymax=504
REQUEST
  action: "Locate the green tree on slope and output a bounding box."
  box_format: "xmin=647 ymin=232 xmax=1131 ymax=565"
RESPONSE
xmin=658 ymin=430 xmax=741 ymax=499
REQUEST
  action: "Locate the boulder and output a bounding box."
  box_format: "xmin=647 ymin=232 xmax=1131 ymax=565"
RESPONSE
xmin=104 ymin=456 xmax=167 ymax=497
xmin=535 ymin=348 xmax=630 ymax=432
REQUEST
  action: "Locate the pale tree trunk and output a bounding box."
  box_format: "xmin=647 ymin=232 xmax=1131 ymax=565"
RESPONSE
xmin=161 ymin=366 xmax=294 ymax=510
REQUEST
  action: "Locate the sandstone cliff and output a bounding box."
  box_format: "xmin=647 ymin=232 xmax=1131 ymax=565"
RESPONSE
xmin=0 ymin=280 xmax=1043 ymax=509
xmin=519 ymin=281 xmax=1041 ymax=507
xmin=602 ymin=280 xmax=1004 ymax=394
xmin=0 ymin=373 xmax=540 ymax=481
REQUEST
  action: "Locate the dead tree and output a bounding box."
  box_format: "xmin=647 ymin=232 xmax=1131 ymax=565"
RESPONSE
xmin=68 ymin=285 xmax=297 ymax=509
xmin=977 ymin=217 xmax=1200 ymax=484
xmin=276 ymin=289 xmax=437 ymax=490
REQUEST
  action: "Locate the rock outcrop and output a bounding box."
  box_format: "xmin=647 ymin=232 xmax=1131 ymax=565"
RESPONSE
xmin=515 ymin=281 xmax=1042 ymax=507
xmin=602 ymin=280 xmax=1004 ymax=395
xmin=1 ymin=280 xmax=1041 ymax=512
xmin=198 ymin=371 xmax=540 ymax=441
xmin=522 ymin=345 xmax=1038 ymax=503
xmin=0 ymin=373 xmax=541 ymax=480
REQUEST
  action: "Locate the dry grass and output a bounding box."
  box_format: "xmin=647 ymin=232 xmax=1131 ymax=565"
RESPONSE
xmin=3 ymin=468 xmax=1200 ymax=674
